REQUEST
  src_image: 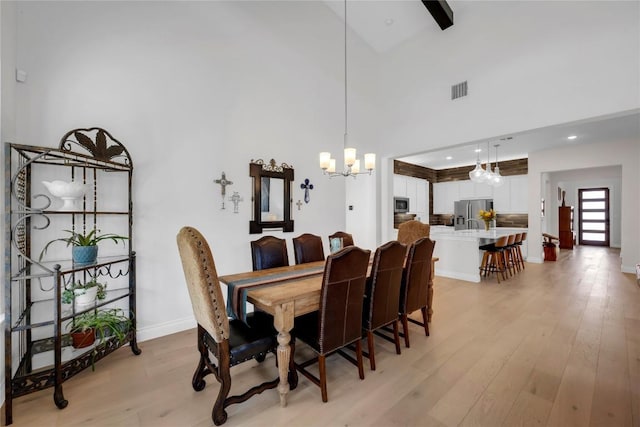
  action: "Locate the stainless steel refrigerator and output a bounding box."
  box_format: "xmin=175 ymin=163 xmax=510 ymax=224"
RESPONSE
xmin=454 ymin=199 xmax=493 ymax=230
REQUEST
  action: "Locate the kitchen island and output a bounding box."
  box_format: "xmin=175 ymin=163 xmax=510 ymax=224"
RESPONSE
xmin=429 ymin=226 xmax=528 ymax=283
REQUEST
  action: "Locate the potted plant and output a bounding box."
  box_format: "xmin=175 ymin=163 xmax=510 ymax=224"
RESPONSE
xmin=67 ymin=308 xmax=133 ymax=369
xmin=40 ymin=229 xmax=128 ymax=264
xmin=62 ymin=279 xmax=107 ymax=309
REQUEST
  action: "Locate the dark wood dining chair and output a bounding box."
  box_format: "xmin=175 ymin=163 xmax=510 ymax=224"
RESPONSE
xmin=399 ymin=237 xmax=435 ymax=347
xmin=328 ymin=231 xmax=354 ymax=247
xmin=397 ymin=220 xmax=430 ymax=245
xmin=292 ymin=233 xmax=325 ymax=264
xmin=177 ymin=227 xmax=295 ymax=425
xmin=250 ymin=235 xmax=289 ymax=271
xmin=293 ymin=245 xmax=371 ymax=402
xmin=362 ymin=240 xmax=406 ymax=370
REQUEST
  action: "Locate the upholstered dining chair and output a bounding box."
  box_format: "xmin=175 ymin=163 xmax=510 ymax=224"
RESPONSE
xmin=293 ymin=245 xmax=371 ymax=402
xmin=292 ymin=233 xmax=325 ymax=264
xmin=398 ymin=237 xmax=435 ymax=347
xmin=397 ymin=220 xmax=430 ymax=245
xmin=328 ymin=231 xmax=354 ymax=249
xmin=177 ymin=227 xmax=295 ymax=425
xmin=250 ymin=235 xmax=289 ymax=271
xmin=362 ymin=240 xmax=407 ymax=370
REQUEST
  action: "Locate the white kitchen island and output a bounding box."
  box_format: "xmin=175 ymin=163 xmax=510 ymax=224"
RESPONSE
xmin=429 ymin=226 xmax=528 ymax=283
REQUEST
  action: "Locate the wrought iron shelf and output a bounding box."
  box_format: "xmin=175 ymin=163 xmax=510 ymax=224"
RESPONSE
xmin=10 ymin=255 xmax=133 ymax=279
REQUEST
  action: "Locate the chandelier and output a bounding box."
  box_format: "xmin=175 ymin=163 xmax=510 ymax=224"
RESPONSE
xmin=319 ymin=0 xmax=375 ymax=178
xmin=468 ymin=142 xmax=503 ymax=187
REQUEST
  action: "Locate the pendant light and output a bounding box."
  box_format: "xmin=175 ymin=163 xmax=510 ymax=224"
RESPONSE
xmin=484 ymin=141 xmax=494 ymax=182
xmin=491 ymin=144 xmax=504 ymax=187
xmin=468 ymin=144 xmax=486 ymax=182
xmin=319 ymin=0 xmax=375 ymax=178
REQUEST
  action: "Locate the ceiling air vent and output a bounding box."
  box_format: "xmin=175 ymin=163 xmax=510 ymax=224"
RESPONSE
xmin=451 ymin=81 xmax=468 ymax=100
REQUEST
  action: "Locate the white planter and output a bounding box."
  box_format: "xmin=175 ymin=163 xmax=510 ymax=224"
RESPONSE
xmin=74 ymin=287 xmax=98 ymax=309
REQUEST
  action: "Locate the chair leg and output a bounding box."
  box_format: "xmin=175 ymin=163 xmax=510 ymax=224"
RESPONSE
xmin=212 ymin=344 xmax=232 ymax=426
xmin=401 ymin=313 xmax=410 ymax=348
xmin=421 ymin=307 xmax=430 ymax=336
xmin=355 ymin=339 xmax=365 ymax=380
xmin=366 ymin=331 xmax=376 ymax=371
xmin=318 ymin=355 xmax=328 ymax=403
xmin=192 ymin=326 xmax=210 ymax=391
xmin=288 ymin=339 xmax=298 ymax=390
xmin=392 ymin=320 xmax=401 ymax=355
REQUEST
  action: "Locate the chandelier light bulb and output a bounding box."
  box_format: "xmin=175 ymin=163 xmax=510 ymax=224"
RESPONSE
xmin=364 ymin=153 xmax=376 ymax=170
xmin=319 ymin=152 xmax=331 ymax=170
xmin=344 ymin=147 xmax=356 ymax=167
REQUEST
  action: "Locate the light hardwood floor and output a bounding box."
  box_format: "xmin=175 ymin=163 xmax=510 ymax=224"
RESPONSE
xmin=5 ymin=246 xmax=639 ymax=426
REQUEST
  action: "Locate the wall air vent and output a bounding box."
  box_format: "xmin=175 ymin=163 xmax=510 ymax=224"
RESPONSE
xmin=451 ymin=81 xmax=468 ymax=100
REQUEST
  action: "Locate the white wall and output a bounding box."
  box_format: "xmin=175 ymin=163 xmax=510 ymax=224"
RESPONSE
xmin=6 ymin=1 xmax=380 ymax=341
xmin=528 ymin=140 xmax=639 ymax=272
xmin=377 ymin=1 xmax=639 ymax=158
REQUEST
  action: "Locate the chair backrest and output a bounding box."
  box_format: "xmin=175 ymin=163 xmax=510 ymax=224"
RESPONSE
xmin=514 ymin=233 xmax=522 ymax=244
xmin=176 ymin=226 xmax=229 ymax=343
xmin=364 ymin=241 xmax=407 ymax=331
xmin=507 ymin=234 xmax=516 ymax=246
xmin=317 ymin=246 xmax=370 ymax=354
xmin=328 ymin=231 xmax=354 ymax=248
xmin=292 ymin=233 xmax=325 ymax=264
xmin=494 ymin=235 xmax=509 ymax=248
xmin=397 ymin=220 xmax=431 ymax=245
xmin=400 ymin=237 xmax=435 ymax=314
xmin=250 ymin=235 xmax=289 ymax=271
xmin=520 ymin=232 xmax=527 ymax=242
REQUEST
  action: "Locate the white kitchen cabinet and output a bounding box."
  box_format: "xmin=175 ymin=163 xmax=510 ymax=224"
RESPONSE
xmin=393 ymin=174 xmax=407 ymax=197
xmin=405 ymin=178 xmax=417 ymax=207
xmin=493 ymin=175 xmax=528 ymax=213
xmin=458 ymin=179 xmax=493 ymax=200
xmin=414 ymin=178 xmax=428 ymax=221
xmin=433 ymin=181 xmax=458 ymax=214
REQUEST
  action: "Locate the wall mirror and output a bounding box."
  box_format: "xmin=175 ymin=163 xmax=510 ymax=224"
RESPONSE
xmin=250 ymin=159 xmax=294 ymax=234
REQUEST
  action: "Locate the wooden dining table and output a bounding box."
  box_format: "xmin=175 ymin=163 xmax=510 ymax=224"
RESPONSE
xmin=218 ymin=256 xmax=438 ymax=407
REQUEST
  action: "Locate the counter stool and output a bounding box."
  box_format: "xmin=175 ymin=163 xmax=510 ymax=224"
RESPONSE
xmin=503 ymin=234 xmax=517 ymax=277
xmin=479 ymin=235 xmax=509 ymax=283
xmin=515 ymin=232 xmax=527 ymax=270
xmin=506 ymin=234 xmax=521 ymax=275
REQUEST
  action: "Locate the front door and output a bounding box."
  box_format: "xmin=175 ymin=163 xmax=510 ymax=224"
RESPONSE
xmin=578 ymin=187 xmax=610 ymax=246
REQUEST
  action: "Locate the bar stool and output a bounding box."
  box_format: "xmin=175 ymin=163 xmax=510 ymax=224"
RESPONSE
xmin=479 ymin=235 xmax=509 ymax=283
xmin=508 ymin=233 xmax=522 ymax=274
xmin=515 ymin=232 xmax=526 ymax=270
xmin=504 ymin=234 xmax=517 ymax=277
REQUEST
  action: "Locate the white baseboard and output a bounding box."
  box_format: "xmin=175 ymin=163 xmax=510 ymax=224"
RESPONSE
xmin=435 ymin=270 xmax=480 ymax=283
xmin=136 ymin=316 xmax=196 ymax=343
xmin=527 ymin=256 xmax=543 ymax=264
xmin=621 ymin=264 xmax=636 ymax=274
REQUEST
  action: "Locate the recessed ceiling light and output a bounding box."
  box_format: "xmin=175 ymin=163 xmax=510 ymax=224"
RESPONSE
xmin=445 ymin=156 xmax=453 ymax=160
xmin=474 ymin=148 xmax=482 ymax=153
xmin=567 ymin=135 xmax=577 ymax=140
xmin=385 ymin=18 xmax=394 ymax=26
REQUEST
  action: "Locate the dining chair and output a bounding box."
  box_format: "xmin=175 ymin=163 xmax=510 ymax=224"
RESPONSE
xmin=177 ymin=227 xmax=295 ymax=425
xmin=293 ymin=245 xmax=371 ymax=402
xmin=398 ymin=237 xmax=435 ymax=347
xmin=292 ymin=233 xmax=325 ymax=264
xmin=328 ymin=231 xmax=354 ymax=248
xmin=397 ymin=220 xmax=430 ymax=245
xmin=250 ymin=235 xmax=289 ymax=271
xmin=362 ymin=240 xmax=407 ymax=370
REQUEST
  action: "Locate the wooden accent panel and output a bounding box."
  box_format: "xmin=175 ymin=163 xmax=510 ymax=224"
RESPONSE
xmin=559 ymin=206 xmax=574 ymax=249
xmin=435 ymin=158 xmax=529 ymax=182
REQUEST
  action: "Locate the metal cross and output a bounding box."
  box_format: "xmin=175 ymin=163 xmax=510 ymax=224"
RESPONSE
xmin=229 ymin=192 xmax=243 ymax=214
xmin=300 ymin=178 xmax=314 ymax=204
xmin=296 ymin=200 xmax=303 ymax=211
xmin=214 ymin=172 xmax=233 ymax=209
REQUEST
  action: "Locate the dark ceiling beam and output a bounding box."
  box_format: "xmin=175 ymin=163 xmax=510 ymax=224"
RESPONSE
xmin=421 ymin=0 xmax=454 ymax=30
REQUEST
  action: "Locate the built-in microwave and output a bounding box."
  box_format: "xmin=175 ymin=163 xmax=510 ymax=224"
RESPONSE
xmin=394 ymin=197 xmax=410 ymax=213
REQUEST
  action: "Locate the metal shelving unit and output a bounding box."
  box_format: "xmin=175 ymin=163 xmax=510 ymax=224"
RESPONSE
xmin=4 ymin=128 xmax=141 ymax=425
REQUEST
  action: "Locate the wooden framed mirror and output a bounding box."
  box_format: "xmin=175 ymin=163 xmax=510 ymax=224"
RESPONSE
xmin=250 ymin=159 xmax=294 ymax=234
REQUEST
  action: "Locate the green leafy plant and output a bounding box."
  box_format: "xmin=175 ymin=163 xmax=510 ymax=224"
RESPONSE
xmin=61 ymin=279 xmax=107 ymax=305
xmin=67 ymin=308 xmax=133 ymax=370
xmin=40 ymin=229 xmax=128 ymax=260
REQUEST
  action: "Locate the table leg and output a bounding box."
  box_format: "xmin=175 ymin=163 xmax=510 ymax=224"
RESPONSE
xmin=427 ymin=259 xmax=437 ymax=322
xmin=274 ymin=301 xmax=294 ymax=407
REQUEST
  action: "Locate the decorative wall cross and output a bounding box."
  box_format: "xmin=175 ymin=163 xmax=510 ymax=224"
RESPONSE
xmin=300 ymin=178 xmax=314 ymax=203
xmin=296 ymin=200 xmax=303 ymax=211
xmin=229 ymin=192 xmax=243 ymax=213
xmin=214 ymin=172 xmax=233 ymax=209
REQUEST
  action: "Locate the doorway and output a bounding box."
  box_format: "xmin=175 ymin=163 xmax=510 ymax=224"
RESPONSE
xmin=578 ymin=187 xmax=610 ymax=246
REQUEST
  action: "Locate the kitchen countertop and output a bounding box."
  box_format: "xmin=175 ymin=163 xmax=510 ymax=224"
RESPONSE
xmin=430 ymin=226 xmax=528 ymax=244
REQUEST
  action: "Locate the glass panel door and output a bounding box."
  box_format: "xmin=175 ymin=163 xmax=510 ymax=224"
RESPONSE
xmin=578 ymin=188 xmax=609 ymax=246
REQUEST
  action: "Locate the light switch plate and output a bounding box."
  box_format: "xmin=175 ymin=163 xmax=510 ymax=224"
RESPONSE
xmin=16 ymin=69 xmax=27 ymax=83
